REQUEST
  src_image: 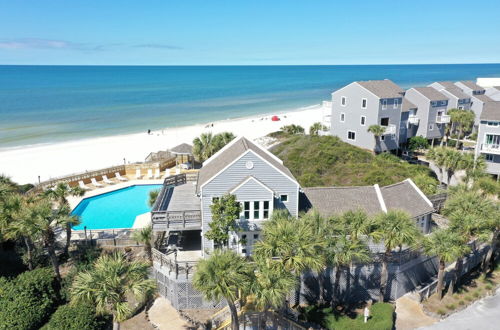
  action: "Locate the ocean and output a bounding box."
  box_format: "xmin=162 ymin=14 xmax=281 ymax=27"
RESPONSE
xmin=1 ymin=64 xmax=500 ymax=149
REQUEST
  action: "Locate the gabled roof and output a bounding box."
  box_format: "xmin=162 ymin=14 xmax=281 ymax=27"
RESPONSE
xmin=442 ymin=86 xmax=470 ymax=100
xmin=355 ymin=80 xmax=404 ymax=99
xmin=402 ymin=98 xmax=417 ymax=112
xmin=196 ymin=136 xmax=297 ymax=192
xmin=480 ymin=101 xmax=500 ymax=121
xmin=434 ymin=81 xmax=456 ymax=89
xmin=473 ymin=93 xmax=493 ymax=103
xmin=170 ymin=143 xmax=193 ymax=155
xmin=302 ymin=179 xmax=433 ymax=218
xmin=457 ymin=80 xmax=485 ymax=92
xmin=412 ymin=87 xmax=449 ymax=101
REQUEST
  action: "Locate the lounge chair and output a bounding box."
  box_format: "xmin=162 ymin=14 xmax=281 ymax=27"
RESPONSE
xmin=102 ymin=175 xmax=114 ymax=184
xmin=91 ymin=177 xmax=104 ymax=188
xmin=78 ymin=180 xmax=90 ymax=190
xmin=115 ymin=172 xmax=128 ymax=181
xmin=154 ymin=168 xmax=161 ymax=179
xmin=135 ymin=169 xmax=142 ymax=179
xmin=146 ymin=169 xmax=153 ymax=179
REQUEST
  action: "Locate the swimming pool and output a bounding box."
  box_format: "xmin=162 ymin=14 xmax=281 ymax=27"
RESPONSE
xmin=71 ymin=184 xmax=162 ymax=230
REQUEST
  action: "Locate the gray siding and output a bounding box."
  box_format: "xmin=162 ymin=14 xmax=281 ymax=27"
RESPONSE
xmin=405 ymin=89 xmax=447 ymax=140
xmin=475 ymin=121 xmax=500 ymax=175
xmin=331 ymin=83 xmax=401 ymax=152
xmin=231 ymin=178 xmax=273 ymax=201
xmin=201 ymin=151 xmax=299 ymax=252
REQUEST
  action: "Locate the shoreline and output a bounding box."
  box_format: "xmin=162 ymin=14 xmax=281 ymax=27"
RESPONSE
xmin=0 ymin=103 xmax=329 ymax=184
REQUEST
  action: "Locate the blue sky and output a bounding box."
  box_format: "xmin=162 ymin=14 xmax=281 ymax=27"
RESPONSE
xmin=1 ymin=0 xmax=499 ymax=65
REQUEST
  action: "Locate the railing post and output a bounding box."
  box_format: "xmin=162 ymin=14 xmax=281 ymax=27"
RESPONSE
xmin=183 ymin=211 xmax=186 ymax=228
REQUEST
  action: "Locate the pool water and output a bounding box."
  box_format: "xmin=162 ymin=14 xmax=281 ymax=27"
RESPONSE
xmin=71 ymin=184 xmax=162 ymax=230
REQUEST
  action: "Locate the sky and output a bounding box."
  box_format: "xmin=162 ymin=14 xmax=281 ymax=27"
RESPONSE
xmin=0 ymin=0 xmax=499 ymax=65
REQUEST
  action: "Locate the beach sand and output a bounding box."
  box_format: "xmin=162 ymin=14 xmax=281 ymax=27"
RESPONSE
xmin=0 ymin=104 xmax=329 ymax=184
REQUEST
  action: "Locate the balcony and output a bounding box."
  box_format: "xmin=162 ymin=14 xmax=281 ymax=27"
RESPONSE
xmin=481 ymin=144 xmax=500 ymax=154
xmin=436 ymin=115 xmax=451 ymax=124
xmin=408 ymin=115 xmax=420 ymax=125
xmin=383 ymin=124 xmax=396 ymax=135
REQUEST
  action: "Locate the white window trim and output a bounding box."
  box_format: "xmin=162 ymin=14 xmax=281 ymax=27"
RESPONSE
xmin=382 ymin=99 xmax=387 ymax=110
xmin=238 ymin=199 xmax=273 ymax=221
xmin=485 ymin=154 xmax=494 ymax=162
xmin=279 ymin=194 xmax=289 ymax=202
xmin=361 ymin=98 xmax=367 ymax=109
xmin=347 ymin=130 xmax=356 ymax=141
xmin=393 ymin=98 xmax=399 ymax=109
xmin=360 ymin=116 xmax=366 ymax=126
xmin=486 ymin=121 xmax=499 ymax=127
xmin=341 ymin=96 xmax=347 ymax=107
xmin=340 ymin=113 xmax=345 ymax=122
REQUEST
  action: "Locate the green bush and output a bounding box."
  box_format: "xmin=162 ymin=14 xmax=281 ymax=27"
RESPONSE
xmin=42 ymin=303 xmax=107 ymax=330
xmin=473 ymin=291 xmax=480 ymax=298
xmin=437 ymin=309 xmax=447 ymax=316
xmin=485 ymin=283 xmax=493 ymax=290
xmin=458 ymin=300 xmax=465 ymax=306
xmin=465 ymin=295 xmax=473 ymax=301
xmin=445 ymin=303 xmax=456 ymax=310
xmin=323 ymin=303 xmax=394 ymax=330
xmin=0 ymin=268 xmax=59 ymax=329
xmin=408 ymin=136 xmax=429 ymax=151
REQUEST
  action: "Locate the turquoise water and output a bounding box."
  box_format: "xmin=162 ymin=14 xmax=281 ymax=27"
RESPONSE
xmin=2 ymin=64 xmax=500 ymax=148
xmin=71 ymin=184 xmax=162 ymax=230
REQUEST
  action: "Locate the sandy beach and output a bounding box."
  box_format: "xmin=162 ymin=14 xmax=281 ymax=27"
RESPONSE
xmin=0 ymin=104 xmax=329 ymax=184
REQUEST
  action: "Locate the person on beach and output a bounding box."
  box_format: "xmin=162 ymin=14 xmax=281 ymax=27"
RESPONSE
xmin=147 ymin=129 xmax=151 ymax=134
xmin=364 ymin=306 xmax=370 ymax=323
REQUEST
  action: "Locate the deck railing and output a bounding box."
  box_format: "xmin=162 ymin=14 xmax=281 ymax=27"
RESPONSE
xmin=152 ymin=248 xmax=198 ymax=279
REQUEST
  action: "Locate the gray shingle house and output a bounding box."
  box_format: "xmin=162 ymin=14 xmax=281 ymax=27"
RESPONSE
xmin=429 ymin=81 xmax=472 ymax=111
xmin=330 ymin=80 xmax=404 ymax=152
xmin=404 ymin=87 xmax=450 ymax=143
xmin=454 ymin=81 xmax=492 ymax=125
xmin=474 ymin=101 xmax=500 ymax=178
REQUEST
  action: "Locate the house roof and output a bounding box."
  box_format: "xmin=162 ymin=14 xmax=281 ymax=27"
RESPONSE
xmin=457 ymin=80 xmax=485 ymax=92
xmin=170 ymin=143 xmax=193 ymax=155
xmin=473 ymin=94 xmax=493 ymax=103
xmin=355 ymin=80 xmax=404 ymax=99
xmin=480 ymin=101 xmax=500 ymax=121
xmin=412 ymin=87 xmax=449 ymax=101
xmin=442 ymin=86 xmax=470 ymax=100
xmin=402 ymin=98 xmax=417 ymax=112
xmin=435 ymin=81 xmax=456 ymax=89
xmin=196 ymin=137 xmax=297 ymax=192
xmin=302 ymin=179 xmax=433 ymax=218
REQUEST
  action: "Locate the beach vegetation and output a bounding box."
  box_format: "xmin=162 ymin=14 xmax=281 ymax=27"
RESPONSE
xmin=408 ymin=136 xmax=429 ymax=152
xmin=71 ymin=252 xmax=155 ymax=330
xmin=148 ymin=189 xmax=160 ymax=207
xmin=193 ymin=131 xmax=235 ymax=162
xmin=271 ymin=135 xmax=438 ymax=192
xmin=280 ymin=124 xmax=305 ymax=135
xmin=448 ymin=108 xmax=475 ymax=149
xmin=309 ymin=122 xmax=328 ymax=136
xmin=132 ymin=226 xmax=153 ymax=262
xmin=42 ymin=303 xmax=108 ymax=330
xmin=367 ymin=124 xmax=386 ymax=153
xmin=206 ymin=194 xmax=241 ymax=248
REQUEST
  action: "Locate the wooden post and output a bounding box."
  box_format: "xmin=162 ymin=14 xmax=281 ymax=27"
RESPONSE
xmin=84 ymin=226 xmax=88 ymax=245
xmin=113 ymin=229 xmax=116 ymax=246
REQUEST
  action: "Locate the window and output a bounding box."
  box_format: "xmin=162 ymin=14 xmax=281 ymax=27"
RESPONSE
xmin=487 ymin=121 xmax=499 ymax=127
xmin=393 ymin=98 xmax=399 ymax=109
xmin=253 ymin=234 xmax=259 ymax=239
xmin=381 ymin=135 xmax=385 ymax=141
xmin=382 ymin=99 xmax=387 ymax=110
xmin=347 ymin=131 xmax=356 ymax=141
xmin=485 ymin=134 xmax=500 ymax=146
xmin=279 ymin=194 xmax=288 ymax=202
xmin=360 ymin=116 xmax=366 ymax=126
xmin=486 ymin=154 xmax=494 ymax=162
xmin=458 ymin=106 xmax=464 ymax=110
xmin=361 ymin=98 xmax=367 ymax=108
xmin=440 ymin=100 xmax=447 ymax=106
xmin=212 ymin=197 xmax=219 ymax=203
xmin=431 ymin=101 xmax=437 ymax=107
xmin=380 ymin=117 xmax=389 ymax=126
xmin=340 ymin=113 xmax=345 ymax=122
xmin=242 ymin=234 xmax=247 ymax=239
xmin=253 ymin=201 xmax=260 ymax=220
xmin=341 ymin=96 xmax=346 ymax=106
xmin=243 ymin=202 xmax=250 ymax=220
xmin=263 ymin=201 xmax=269 ymax=219
xmin=242 ymin=249 xmax=247 ymax=254
xmin=429 ymin=124 xmax=434 ymax=130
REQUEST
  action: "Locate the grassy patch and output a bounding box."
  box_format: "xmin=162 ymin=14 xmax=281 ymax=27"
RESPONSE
xmin=271 ymin=135 xmax=437 ymax=193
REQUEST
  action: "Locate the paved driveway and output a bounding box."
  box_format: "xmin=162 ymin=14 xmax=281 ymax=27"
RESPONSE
xmin=419 ymin=288 xmax=500 ymax=330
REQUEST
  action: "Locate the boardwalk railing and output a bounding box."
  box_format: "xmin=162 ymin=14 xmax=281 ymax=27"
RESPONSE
xmin=152 ymin=248 xmax=198 ymax=279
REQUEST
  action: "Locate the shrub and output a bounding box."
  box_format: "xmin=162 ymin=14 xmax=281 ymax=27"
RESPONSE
xmin=485 ymin=283 xmax=493 ymax=290
xmin=281 ymin=124 xmax=305 ymax=135
xmin=458 ymin=300 xmax=465 ymax=306
xmin=42 ymin=303 xmax=107 ymax=330
xmin=408 ymin=136 xmax=429 ymax=152
xmin=324 ymin=303 xmax=394 ymax=330
xmin=445 ymin=303 xmax=456 ymax=310
xmin=437 ymin=309 xmax=447 ymax=316
xmin=472 ymin=291 xmax=480 ymax=298
xmin=0 ymin=268 xmax=59 ymax=329
xmin=465 ymin=295 xmax=473 ymax=301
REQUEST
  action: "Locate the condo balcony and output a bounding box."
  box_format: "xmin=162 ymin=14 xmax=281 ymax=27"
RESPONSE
xmin=151 ymin=174 xmax=202 ymax=231
xmin=383 ymin=124 xmax=397 ymax=135
xmin=480 ymin=144 xmax=500 ymax=154
xmin=408 ymin=115 xmax=420 ymax=125
xmin=436 ymin=115 xmax=451 ymax=124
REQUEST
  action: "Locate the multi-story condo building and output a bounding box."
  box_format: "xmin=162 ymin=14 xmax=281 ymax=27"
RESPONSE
xmin=330 ymin=80 xmax=404 ymax=152
xmin=485 ymin=86 xmax=500 ymax=101
xmin=151 ymin=136 xmax=435 ymax=309
xmin=455 ymin=81 xmax=493 ymax=125
xmin=475 ymin=101 xmax=500 ymax=178
xmin=404 ymin=87 xmax=450 ymax=144
xmin=428 ymin=81 xmax=472 ymax=110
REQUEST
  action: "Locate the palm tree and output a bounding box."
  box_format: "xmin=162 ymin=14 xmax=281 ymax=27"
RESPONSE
xmin=371 ymin=210 xmax=422 ymax=301
xmin=422 ymin=229 xmax=470 ymax=299
xmin=193 ymin=132 xmax=216 ymax=162
xmin=479 ymin=203 xmax=500 ymax=272
xmin=329 ymin=234 xmax=371 ymax=305
xmin=45 ymin=182 xmax=84 ymax=255
xmin=339 ymin=209 xmax=374 ymax=242
xmin=193 ymin=249 xmax=252 ymax=330
xmin=309 ymin=122 xmax=327 ymax=136
xmin=148 ymin=189 xmax=160 ymax=207
xmin=443 ymin=148 xmax=466 ymax=185
xmin=427 ymin=147 xmax=448 ymax=183
xmin=216 ymin=131 xmax=236 ymax=146
xmin=449 ymin=109 xmax=475 ymax=149
xmin=367 ymin=125 xmax=386 ymax=153
xmin=461 ymin=153 xmax=486 ymax=186
xmin=71 ymin=252 xmax=155 ymax=330
xmin=132 ymin=226 xmax=153 ymax=262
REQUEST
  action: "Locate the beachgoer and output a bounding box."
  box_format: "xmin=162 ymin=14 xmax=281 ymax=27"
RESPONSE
xmin=364 ymin=306 xmax=370 ymax=323
xmin=147 ymin=129 xmax=151 ymax=134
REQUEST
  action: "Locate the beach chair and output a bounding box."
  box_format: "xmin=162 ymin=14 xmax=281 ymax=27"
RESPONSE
xmin=78 ymin=180 xmax=90 ymax=190
xmin=91 ymin=177 xmax=104 ymax=188
xmin=102 ymin=175 xmax=114 ymax=184
xmin=175 ymin=167 xmax=181 ymax=175
xmin=146 ymin=169 xmax=153 ymax=179
xmin=135 ymin=169 xmax=142 ymax=179
xmin=154 ymin=168 xmax=161 ymax=179
xmin=115 ymin=172 xmax=128 ymax=181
